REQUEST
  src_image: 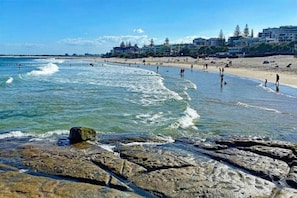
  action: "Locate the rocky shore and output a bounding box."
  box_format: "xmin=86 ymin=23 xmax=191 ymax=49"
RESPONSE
xmin=1 ymin=129 xmax=297 ymax=197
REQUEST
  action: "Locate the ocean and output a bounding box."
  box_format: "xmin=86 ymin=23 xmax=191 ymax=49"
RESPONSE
xmin=0 ymin=57 xmax=297 ymax=142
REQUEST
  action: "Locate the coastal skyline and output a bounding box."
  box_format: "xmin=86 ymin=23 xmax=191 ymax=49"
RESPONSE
xmin=0 ymin=0 xmax=296 ymax=55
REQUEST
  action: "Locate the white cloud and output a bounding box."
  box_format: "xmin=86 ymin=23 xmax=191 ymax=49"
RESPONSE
xmin=60 ymin=35 xmax=150 ymax=47
xmin=133 ymin=28 xmax=144 ymax=34
xmin=60 ymin=38 xmax=102 ymax=46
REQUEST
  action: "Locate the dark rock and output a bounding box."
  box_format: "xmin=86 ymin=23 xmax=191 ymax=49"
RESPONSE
xmin=0 ymin=170 xmax=141 ymax=198
xmin=201 ymin=147 xmax=290 ymax=181
xmin=2 ymin=135 xmax=297 ymax=197
xmin=130 ymin=161 xmax=276 ymax=197
xmin=240 ymin=145 xmax=295 ymax=163
xmin=91 ymin=152 xmax=147 ymax=179
xmin=117 ymin=145 xmax=193 ymax=171
xmin=287 ymin=165 xmax=297 ymax=188
xmin=19 ymin=142 xmax=130 ymax=191
xmin=69 ymin=127 xmax=96 ymax=143
xmin=57 ymin=138 xmax=70 ymax=146
xmin=194 ymin=141 xmax=228 ymax=150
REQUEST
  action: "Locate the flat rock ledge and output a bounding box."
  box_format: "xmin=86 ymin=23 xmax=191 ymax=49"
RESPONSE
xmin=1 ymin=135 xmax=297 ymax=198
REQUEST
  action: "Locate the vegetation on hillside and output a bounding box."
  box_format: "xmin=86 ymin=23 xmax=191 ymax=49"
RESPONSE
xmin=102 ymin=41 xmax=297 ymax=59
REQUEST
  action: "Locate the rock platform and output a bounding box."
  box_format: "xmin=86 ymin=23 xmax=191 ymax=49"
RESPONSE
xmin=0 ymin=134 xmax=297 ymax=197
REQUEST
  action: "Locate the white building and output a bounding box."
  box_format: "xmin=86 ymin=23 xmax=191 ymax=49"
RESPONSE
xmin=258 ymin=26 xmax=297 ymax=43
xmin=193 ymin=37 xmax=222 ymax=47
xmin=279 ymin=26 xmax=297 ymax=42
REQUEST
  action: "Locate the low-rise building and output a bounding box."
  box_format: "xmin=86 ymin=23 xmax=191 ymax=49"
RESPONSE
xmin=258 ymin=26 xmax=297 ymax=42
xmin=112 ymin=46 xmax=139 ymax=55
xmin=193 ymin=37 xmax=223 ymax=47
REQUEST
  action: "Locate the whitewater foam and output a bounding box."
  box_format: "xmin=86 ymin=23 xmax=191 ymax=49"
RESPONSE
xmin=0 ymin=131 xmax=31 ymax=139
xmin=171 ymin=105 xmax=200 ymax=129
xmin=36 ymin=130 xmax=69 ymax=139
xmin=237 ymin=102 xmax=281 ymax=113
xmin=136 ymin=112 xmax=169 ymax=125
xmin=6 ymin=77 xmax=13 ymax=84
xmin=121 ymin=135 xmax=175 ymax=146
xmin=27 ymin=63 xmax=59 ymax=76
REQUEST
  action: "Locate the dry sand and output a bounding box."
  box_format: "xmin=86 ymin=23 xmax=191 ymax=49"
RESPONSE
xmin=102 ymin=55 xmax=297 ymax=89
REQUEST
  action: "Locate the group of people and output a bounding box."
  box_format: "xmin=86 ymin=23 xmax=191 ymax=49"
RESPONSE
xmin=180 ymin=68 xmax=185 ymax=76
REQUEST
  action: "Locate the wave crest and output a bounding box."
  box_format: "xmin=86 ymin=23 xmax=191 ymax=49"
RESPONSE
xmin=237 ymin=102 xmax=281 ymax=113
xmin=27 ymin=63 xmax=59 ymax=76
xmin=171 ymin=106 xmax=200 ymax=129
xmin=6 ymin=77 xmax=13 ymax=84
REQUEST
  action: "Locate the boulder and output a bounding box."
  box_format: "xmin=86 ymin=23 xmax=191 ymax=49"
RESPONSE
xmin=69 ymin=127 xmax=96 ymax=143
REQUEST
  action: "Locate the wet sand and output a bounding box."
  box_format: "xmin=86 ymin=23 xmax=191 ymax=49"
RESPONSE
xmin=102 ymin=55 xmax=297 ymax=89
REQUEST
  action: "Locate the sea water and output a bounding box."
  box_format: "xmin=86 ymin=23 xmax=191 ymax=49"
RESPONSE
xmin=0 ymin=57 xmax=296 ymax=142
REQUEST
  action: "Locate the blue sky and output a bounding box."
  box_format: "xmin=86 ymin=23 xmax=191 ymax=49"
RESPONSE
xmin=0 ymin=0 xmax=296 ymax=55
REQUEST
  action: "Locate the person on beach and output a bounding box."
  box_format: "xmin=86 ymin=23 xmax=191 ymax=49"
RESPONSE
xmin=180 ymin=68 xmax=185 ymax=76
xmin=264 ymin=79 xmax=267 ymax=87
xmin=276 ymin=74 xmax=280 ymax=86
xmin=220 ymin=73 xmax=224 ymax=86
xmin=275 ymin=74 xmax=280 ymax=92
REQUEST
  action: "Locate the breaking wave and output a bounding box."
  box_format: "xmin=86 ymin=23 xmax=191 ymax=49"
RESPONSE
xmin=237 ymin=102 xmax=281 ymax=113
xmin=6 ymin=77 xmax=13 ymax=84
xmin=170 ymin=105 xmax=200 ymax=129
xmin=27 ymin=63 xmax=59 ymax=76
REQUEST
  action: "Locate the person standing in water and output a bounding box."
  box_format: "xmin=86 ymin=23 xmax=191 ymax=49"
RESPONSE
xmin=275 ymin=74 xmax=280 ymax=92
xmin=276 ymin=74 xmax=280 ymax=85
xmin=264 ymin=79 xmax=267 ymax=87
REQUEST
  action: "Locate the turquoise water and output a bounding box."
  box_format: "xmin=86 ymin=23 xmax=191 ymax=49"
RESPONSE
xmin=0 ymin=57 xmax=297 ymax=142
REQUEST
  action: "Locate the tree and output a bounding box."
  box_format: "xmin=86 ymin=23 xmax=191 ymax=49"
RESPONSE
xmin=164 ymin=38 xmax=169 ymax=46
xmin=218 ymin=29 xmax=225 ymax=46
xmin=234 ymin=25 xmax=241 ymax=37
xmin=120 ymin=41 xmax=125 ymax=48
xmin=243 ymin=24 xmax=249 ymax=37
xmin=150 ymin=39 xmax=154 ymax=47
xmin=251 ymin=29 xmax=254 ymax=38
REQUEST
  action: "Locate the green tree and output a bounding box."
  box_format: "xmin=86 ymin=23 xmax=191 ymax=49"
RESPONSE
xmin=251 ymin=29 xmax=254 ymax=38
xmin=243 ymin=24 xmax=249 ymax=37
xmin=218 ymin=29 xmax=225 ymax=46
xmin=150 ymin=39 xmax=154 ymax=47
xmin=164 ymin=38 xmax=169 ymax=46
xmin=234 ymin=25 xmax=241 ymax=37
xmin=120 ymin=41 xmax=125 ymax=48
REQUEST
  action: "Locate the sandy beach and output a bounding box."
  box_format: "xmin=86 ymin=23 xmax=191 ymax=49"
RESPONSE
xmin=102 ymin=55 xmax=297 ymax=89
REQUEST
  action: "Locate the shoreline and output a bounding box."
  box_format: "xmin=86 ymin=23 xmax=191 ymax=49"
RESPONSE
xmin=99 ymin=55 xmax=297 ymax=89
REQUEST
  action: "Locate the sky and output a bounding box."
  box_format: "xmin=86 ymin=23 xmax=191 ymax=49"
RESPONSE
xmin=0 ymin=0 xmax=296 ymax=55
